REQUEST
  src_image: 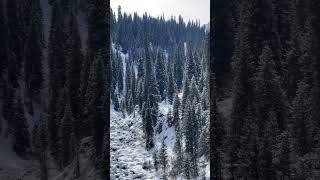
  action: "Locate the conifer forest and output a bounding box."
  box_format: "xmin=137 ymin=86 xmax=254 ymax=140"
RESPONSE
xmin=0 ymin=0 xmax=320 ymax=180
xmin=212 ymin=0 xmax=320 ymax=179
xmin=110 ymin=5 xmax=210 ymax=179
xmin=0 ymin=0 xmax=109 ymax=179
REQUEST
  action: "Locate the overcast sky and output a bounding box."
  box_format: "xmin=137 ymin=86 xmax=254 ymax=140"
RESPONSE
xmin=111 ymin=0 xmax=210 ymax=25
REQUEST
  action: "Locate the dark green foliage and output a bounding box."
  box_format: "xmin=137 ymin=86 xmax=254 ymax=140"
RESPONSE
xmin=13 ymin=95 xmax=31 ymax=157
xmin=167 ymin=64 xmax=176 ymax=104
xmin=144 ymin=104 xmax=154 ymax=150
xmin=159 ymin=139 xmax=168 ymax=179
xmin=156 ymin=48 xmax=168 ymax=101
xmin=0 ymin=0 xmax=9 ymax=87
xmin=210 ymin=74 xmax=225 ymax=180
xmin=6 ymin=0 xmax=23 ymax=88
xmin=59 ymin=100 xmax=73 ymax=167
xmin=48 ymin=2 xmax=67 ymax=161
xmin=85 ymin=51 xmax=108 ymax=156
xmin=66 ymin=12 xmax=83 ymax=140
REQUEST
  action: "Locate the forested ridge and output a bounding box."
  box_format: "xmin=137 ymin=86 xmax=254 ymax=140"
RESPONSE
xmin=212 ymin=0 xmax=320 ymax=179
xmin=0 ymin=0 xmax=109 ymax=179
xmin=110 ymin=6 xmax=210 ymax=179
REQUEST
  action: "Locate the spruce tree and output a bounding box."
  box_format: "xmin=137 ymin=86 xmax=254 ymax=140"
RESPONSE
xmin=173 ymin=44 xmax=185 ymax=90
xmin=172 ymin=94 xmax=180 ymax=128
xmin=85 ymin=50 xmax=108 ymax=156
xmin=184 ymin=98 xmax=198 ymax=178
xmin=159 ymin=139 xmax=168 ymax=179
xmin=6 ymin=0 xmax=23 ymax=88
xmin=156 ymin=48 xmax=168 ymax=101
xmin=143 ymin=36 xmax=160 ymax=127
xmin=0 ymin=0 xmax=9 ymax=90
xmin=144 ymin=102 xmax=154 ymax=150
xmin=229 ymin=12 xmax=253 ymax=177
xmin=292 ymin=82 xmax=311 ymax=156
xmin=13 ymin=94 xmax=31 ymax=157
xmin=2 ymin=85 xmax=15 ymax=137
xmin=210 ymin=73 xmax=225 ymax=180
xmin=48 ymin=2 xmax=67 ymax=160
xmin=256 ymin=45 xmax=288 ymax=131
xmin=167 ymin=64 xmax=176 ymax=104
xmin=66 ymin=11 xmax=83 ymax=140
xmin=24 ymin=0 xmax=44 ymax=114
xmin=38 ymin=115 xmax=48 ymax=180
xmin=59 ymin=99 xmax=73 ymax=167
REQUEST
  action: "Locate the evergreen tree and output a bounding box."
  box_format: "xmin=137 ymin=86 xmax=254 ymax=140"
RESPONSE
xmin=0 ymin=0 xmax=9 ymax=91
xmin=24 ymin=0 xmax=44 ymax=114
xmin=38 ymin=115 xmax=48 ymax=180
xmin=144 ymin=103 xmax=154 ymax=150
xmin=85 ymin=2 xmax=110 ymax=169
xmin=212 ymin=0 xmax=234 ymax=96
xmin=173 ymin=44 xmax=185 ymax=90
xmin=258 ymin=111 xmax=278 ymax=180
xmin=85 ymin=50 xmax=108 ymax=156
xmin=6 ymin=0 xmax=23 ymax=88
xmin=2 ymin=85 xmax=15 ymax=137
xmin=159 ymin=139 xmax=168 ymax=179
xmin=256 ymin=45 xmax=288 ymax=131
xmin=59 ymin=99 xmax=73 ymax=167
xmin=66 ymin=11 xmax=83 ymax=140
xmin=283 ymin=1 xmax=302 ymax=101
xmin=153 ymin=152 xmax=158 ymax=171
xmin=167 ymin=64 xmax=176 ymax=104
xmin=155 ymin=48 xmax=168 ymax=101
xmin=188 ymin=76 xmax=200 ymax=103
xmin=184 ymin=98 xmax=198 ymax=178
xmin=292 ymin=82 xmax=311 ymax=156
xmin=13 ymin=94 xmax=31 ymax=157
xmin=210 ymin=73 xmax=225 ymax=180
xmin=172 ymin=94 xmax=180 ymax=128
xmin=229 ymin=10 xmax=253 ymax=176
xmin=48 ymin=2 xmax=67 ymax=160
xmin=276 ymin=131 xmax=292 ymax=180
xmin=167 ymin=108 xmax=173 ymax=127
xmin=143 ymin=36 xmax=160 ymax=127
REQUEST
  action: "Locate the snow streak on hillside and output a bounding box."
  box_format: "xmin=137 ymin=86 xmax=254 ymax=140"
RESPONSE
xmin=110 ymin=101 xmax=210 ymax=179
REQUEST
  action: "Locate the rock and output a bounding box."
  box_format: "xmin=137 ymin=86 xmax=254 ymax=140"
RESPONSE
xmin=128 ymin=122 xmax=133 ymax=128
xmin=142 ymin=161 xmax=150 ymax=170
xmin=130 ymin=170 xmax=136 ymax=174
xmin=134 ymin=174 xmax=144 ymax=179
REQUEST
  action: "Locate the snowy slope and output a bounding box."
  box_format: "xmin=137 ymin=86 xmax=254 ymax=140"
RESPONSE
xmin=110 ymin=105 xmax=158 ymax=179
xmin=110 ymin=101 xmax=210 ymax=179
xmin=110 ymin=102 xmax=172 ymax=180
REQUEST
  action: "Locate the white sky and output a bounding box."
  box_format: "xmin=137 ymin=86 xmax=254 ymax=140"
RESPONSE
xmin=111 ymin=0 xmax=210 ymax=25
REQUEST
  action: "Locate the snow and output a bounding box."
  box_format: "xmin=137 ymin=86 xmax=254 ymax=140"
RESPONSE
xmin=110 ymin=46 xmax=209 ymax=179
xmin=110 ymin=107 xmax=158 ymax=179
xmin=111 ymin=100 xmax=179 ymax=179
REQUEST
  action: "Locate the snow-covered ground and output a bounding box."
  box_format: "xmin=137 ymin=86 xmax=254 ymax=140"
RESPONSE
xmin=110 ymin=101 xmax=177 ymax=179
xmin=110 ymin=100 xmax=210 ymax=179
xmin=110 ymin=106 xmax=158 ymax=179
